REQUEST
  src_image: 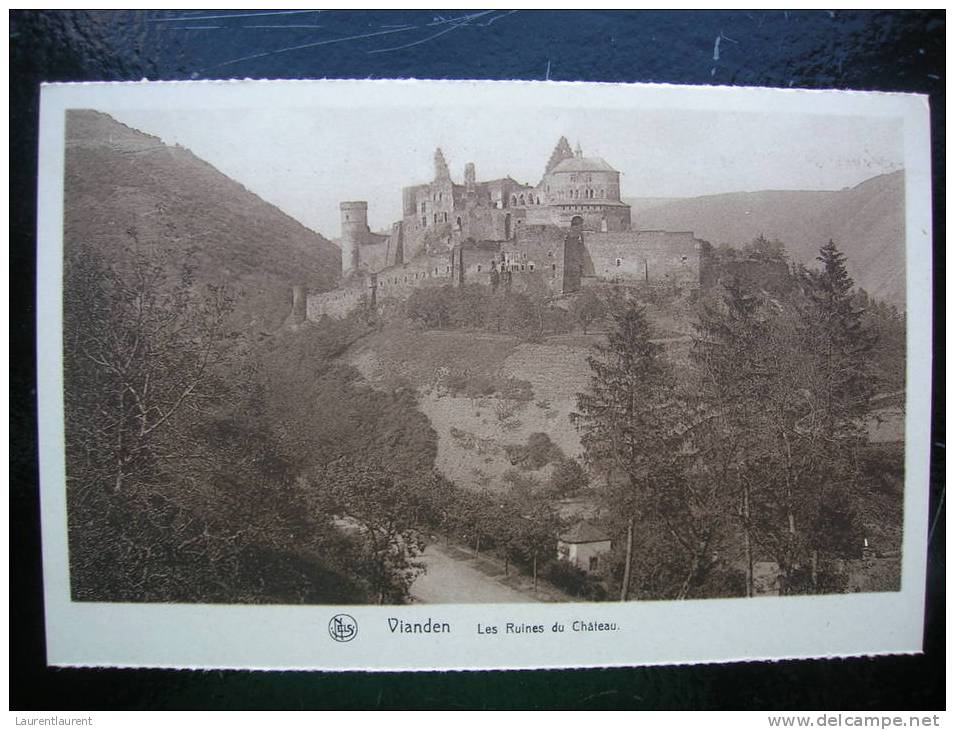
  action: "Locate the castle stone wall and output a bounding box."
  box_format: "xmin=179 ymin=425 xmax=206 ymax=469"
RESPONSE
xmin=464 ymin=205 xmax=510 ymax=242
xmin=358 ymin=237 xmax=391 ymax=272
xmin=307 ymin=278 xmax=369 ymax=320
xmin=505 ymin=225 xmax=567 ymax=293
xmin=375 ymin=252 xmax=455 ymax=300
xmin=581 ymin=230 xmax=702 ymax=287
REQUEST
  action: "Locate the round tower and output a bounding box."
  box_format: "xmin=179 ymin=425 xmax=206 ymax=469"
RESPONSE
xmin=340 ymin=201 xmax=368 ymax=274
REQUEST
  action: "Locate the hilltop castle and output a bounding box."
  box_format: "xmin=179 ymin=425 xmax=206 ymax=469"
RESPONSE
xmin=303 ymin=137 xmax=706 ymax=320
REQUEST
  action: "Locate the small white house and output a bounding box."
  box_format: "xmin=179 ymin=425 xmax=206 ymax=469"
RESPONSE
xmin=557 ymin=522 xmax=612 ymax=573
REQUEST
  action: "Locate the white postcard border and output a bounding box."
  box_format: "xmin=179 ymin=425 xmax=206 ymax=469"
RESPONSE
xmin=36 ymin=79 xmax=933 ymax=671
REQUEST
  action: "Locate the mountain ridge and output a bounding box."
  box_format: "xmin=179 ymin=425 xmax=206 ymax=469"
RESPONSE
xmin=64 ymin=110 xmax=343 ymax=331
xmin=625 ymin=170 xmax=906 ymax=307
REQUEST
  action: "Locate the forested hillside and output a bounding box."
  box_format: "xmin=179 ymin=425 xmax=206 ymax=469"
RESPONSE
xmin=64 ymin=110 xmax=342 ymax=331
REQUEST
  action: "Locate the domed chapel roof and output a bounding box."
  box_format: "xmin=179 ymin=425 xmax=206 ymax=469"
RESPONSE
xmin=550 ymin=155 xmax=618 ymax=174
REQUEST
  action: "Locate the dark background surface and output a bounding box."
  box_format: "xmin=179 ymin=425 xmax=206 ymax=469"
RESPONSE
xmin=9 ymin=9 xmax=945 ymax=710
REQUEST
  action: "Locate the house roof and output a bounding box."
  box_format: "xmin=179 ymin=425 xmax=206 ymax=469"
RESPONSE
xmin=550 ymin=156 xmax=617 ymax=174
xmin=559 ymin=521 xmax=611 ymax=544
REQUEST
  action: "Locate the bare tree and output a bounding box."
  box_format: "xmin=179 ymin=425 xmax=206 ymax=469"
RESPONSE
xmin=64 ymin=230 xmax=238 ymax=497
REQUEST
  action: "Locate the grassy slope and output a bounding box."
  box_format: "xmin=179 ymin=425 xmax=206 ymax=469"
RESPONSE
xmin=344 ymin=324 xmax=579 ymax=490
xmin=64 ymin=110 xmax=342 ymax=331
xmin=343 ymin=317 xmax=692 ymax=493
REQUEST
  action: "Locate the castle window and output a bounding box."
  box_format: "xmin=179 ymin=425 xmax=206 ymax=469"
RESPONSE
xmin=456 ymin=216 xmax=462 ymax=230
xmin=511 ymin=195 xmax=517 ymax=206
xmin=443 ymin=212 xmax=448 ymax=223
xmin=615 ymin=258 xmax=622 ymax=267
xmin=519 ymin=195 xmax=525 ymax=205
xmin=529 ymin=263 xmax=535 ymax=271
xmin=477 ymin=265 xmax=482 ymax=272
xmin=521 ymin=264 xmax=525 ymax=271
xmin=681 ymin=255 xmax=688 ymax=262
xmin=433 ymin=214 xmax=438 ymax=224
xmin=552 ymin=263 xmax=556 ymax=271
xmin=422 ymin=216 xmax=427 ymax=227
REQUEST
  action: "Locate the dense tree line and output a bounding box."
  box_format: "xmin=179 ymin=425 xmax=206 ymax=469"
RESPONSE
xmin=63 ymin=231 xmax=440 ymax=604
xmin=573 ymin=239 xmax=905 ymax=599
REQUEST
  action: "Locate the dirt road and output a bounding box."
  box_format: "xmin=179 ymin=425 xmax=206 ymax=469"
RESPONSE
xmin=410 ymin=542 xmax=539 ymax=604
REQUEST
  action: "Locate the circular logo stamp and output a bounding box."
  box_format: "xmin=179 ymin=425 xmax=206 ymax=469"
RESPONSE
xmin=328 ymin=613 xmax=358 ymax=643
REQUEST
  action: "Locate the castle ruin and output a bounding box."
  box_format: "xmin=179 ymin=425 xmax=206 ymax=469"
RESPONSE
xmin=307 ymin=137 xmax=706 ymax=320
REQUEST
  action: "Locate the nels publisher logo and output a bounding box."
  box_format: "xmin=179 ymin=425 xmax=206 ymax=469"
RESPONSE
xmin=329 ymin=613 xmax=358 ymax=643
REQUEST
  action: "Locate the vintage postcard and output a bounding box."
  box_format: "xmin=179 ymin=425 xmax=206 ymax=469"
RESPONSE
xmin=36 ymin=79 xmax=932 ymax=670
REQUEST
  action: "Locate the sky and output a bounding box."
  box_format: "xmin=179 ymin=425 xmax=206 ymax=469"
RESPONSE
xmin=108 ymin=105 xmax=904 ymax=238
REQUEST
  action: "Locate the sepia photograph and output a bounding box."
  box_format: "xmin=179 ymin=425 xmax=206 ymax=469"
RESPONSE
xmin=36 ymin=79 xmax=932 ymax=670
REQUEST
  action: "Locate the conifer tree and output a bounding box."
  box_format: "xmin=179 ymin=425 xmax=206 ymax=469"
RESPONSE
xmin=689 ymin=280 xmax=775 ymax=597
xmin=793 ymin=240 xmax=876 ymax=586
xmin=809 ymin=239 xmax=876 ymax=430
xmin=572 ymin=297 xmax=678 ymax=599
